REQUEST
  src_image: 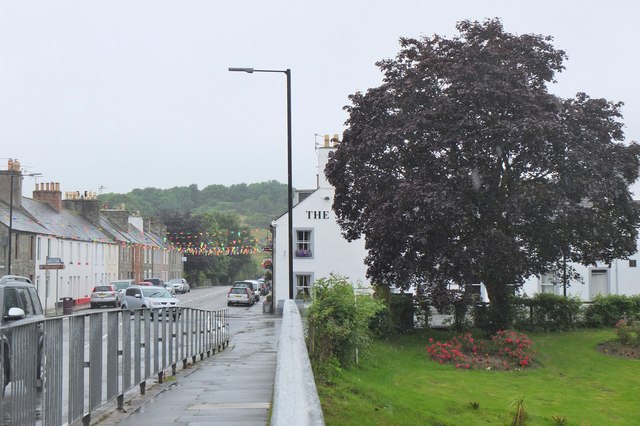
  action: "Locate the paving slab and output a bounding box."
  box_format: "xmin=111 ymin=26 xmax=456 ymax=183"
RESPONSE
xmin=94 ymin=307 xmax=280 ymax=426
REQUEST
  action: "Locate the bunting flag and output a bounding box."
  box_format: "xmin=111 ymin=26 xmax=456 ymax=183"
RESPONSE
xmin=2 ymin=213 xmax=266 ymax=256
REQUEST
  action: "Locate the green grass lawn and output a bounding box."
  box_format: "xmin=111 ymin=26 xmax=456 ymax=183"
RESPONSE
xmin=317 ymin=329 xmax=640 ymax=425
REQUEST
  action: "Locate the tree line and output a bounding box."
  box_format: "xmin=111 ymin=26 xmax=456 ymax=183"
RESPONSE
xmin=98 ymin=180 xmax=288 ymax=285
xmin=98 ymin=180 xmax=288 ymax=229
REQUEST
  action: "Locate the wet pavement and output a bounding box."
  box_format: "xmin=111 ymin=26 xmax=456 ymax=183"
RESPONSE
xmin=94 ymin=304 xmax=281 ymax=426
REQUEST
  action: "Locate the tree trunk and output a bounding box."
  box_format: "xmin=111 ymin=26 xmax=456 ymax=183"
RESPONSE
xmin=483 ymin=280 xmax=512 ymax=333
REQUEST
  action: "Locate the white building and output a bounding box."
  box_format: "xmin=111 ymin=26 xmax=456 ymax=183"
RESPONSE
xmin=521 ymin=257 xmax=640 ymax=300
xmin=271 ymin=135 xmax=371 ymax=312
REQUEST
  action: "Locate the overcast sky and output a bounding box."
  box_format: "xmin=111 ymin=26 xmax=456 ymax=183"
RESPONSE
xmin=1 ymin=1 xmax=639 ymax=196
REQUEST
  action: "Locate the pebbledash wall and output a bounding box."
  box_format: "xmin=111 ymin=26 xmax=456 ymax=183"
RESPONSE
xmin=271 ymin=135 xmax=371 ymax=312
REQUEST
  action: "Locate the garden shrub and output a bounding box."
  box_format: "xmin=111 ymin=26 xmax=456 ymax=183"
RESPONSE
xmin=629 ymin=295 xmax=640 ymax=320
xmin=426 ymin=330 xmax=534 ymax=370
xmin=369 ymin=306 xmax=394 ymax=339
xmin=306 ymin=275 xmax=384 ymax=374
xmin=389 ymin=293 xmax=415 ymax=334
xmin=615 ymin=319 xmax=640 ymax=347
xmin=583 ymin=294 xmax=638 ymax=327
xmin=515 ymin=293 xmax=582 ymax=331
xmin=472 ymin=296 xmax=524 ymax=334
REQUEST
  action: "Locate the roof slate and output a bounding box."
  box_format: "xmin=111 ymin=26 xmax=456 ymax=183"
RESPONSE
xmin=0 ymin=197 xmax=168 ymax=248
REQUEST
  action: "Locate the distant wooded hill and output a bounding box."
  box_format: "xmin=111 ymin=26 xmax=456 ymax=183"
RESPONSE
xmin=97 ymin=180 xmax=289 ymax=229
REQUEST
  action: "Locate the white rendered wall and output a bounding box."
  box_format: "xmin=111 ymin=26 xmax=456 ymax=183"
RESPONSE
xmin=272 ymin=186 xmax=369 ymax=309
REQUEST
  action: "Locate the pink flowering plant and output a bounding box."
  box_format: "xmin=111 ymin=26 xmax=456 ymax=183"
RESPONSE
xmin=426 ymin=330 xmax=534 ymax=370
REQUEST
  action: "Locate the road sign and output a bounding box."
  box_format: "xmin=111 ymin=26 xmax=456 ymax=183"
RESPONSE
xmin=40 ymin=263 xmax=65 ymax=270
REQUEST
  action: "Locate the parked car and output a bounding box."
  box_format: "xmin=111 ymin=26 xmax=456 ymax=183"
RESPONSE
xmin=110 ymin=279 xmax=134 ymax=304
xmin=143 ymin=278 xmax=175 ymax=295
xmin=0 ymin=275 xmax=45 ymax=395
xmin=120 ymin=285 xmax=180 ymax=318
xmin=90 ymin=284 xmax=119 ymax=308
xmin=227 ymin=287 xmax=253 ymax=306
xmin=257 ymin=278 xmax=268 ymax=295
xmin=247 ymin=280 xmax=261 ymax=301
xmin=232 ymin=281 xmax=259 ymax=302
xmin=169 ymin=278 xmax=190 ymax=294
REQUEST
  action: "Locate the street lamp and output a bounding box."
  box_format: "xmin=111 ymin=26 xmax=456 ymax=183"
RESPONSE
xmin=6 ymin=164 xmax=41 ymax=275
xmin=229 ymin=67 xmax=294 ymax=300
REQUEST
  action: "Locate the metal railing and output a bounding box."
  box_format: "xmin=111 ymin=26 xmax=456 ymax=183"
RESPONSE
xmin=0 ymin=307 xmax=229 ymax=425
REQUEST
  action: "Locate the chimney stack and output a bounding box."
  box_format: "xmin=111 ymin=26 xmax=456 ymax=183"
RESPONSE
xmin=62 ymin=190 xmax=100 ymax=224
xmin=316 ymin=133 xmax=340 ymax=189
xmin=0 ymin=159 xmax=23 ymax=208
xmin=101 ymin=205 xmax=130 ymax=230
xmin=33 ymin=181 xmax=62 ymax=213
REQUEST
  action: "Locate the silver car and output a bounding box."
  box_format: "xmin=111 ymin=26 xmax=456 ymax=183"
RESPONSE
xmin=110 ymin=279 xmax=134 ymax=305
xmin=90 ymin=284 xmax=119 ymax=308
xmin=120 ymin=286 xmax=179 ymax=318
xmin=169 ymin=278 xmax=190 ymax=294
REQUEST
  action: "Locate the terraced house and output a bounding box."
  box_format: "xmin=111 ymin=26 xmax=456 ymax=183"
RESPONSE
xmin=0 ymin=161 xmax=183 ymax=312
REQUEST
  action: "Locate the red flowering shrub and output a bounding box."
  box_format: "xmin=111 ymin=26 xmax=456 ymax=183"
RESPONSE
xmin=426 ymin=330 xmax=534 ymax=370
xmin=490 ymin=330 xmax=534 ymax=369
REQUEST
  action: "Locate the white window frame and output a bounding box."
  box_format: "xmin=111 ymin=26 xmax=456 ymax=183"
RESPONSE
xmin=295 ymin=273 xmax=313 ymax=299
xmin=539 ymin=272 xmax=557 ymax=295
xmin=295 ymin=229 xmax=313 ymax=258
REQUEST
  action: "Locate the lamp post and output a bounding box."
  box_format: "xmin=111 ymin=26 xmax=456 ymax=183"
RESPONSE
xmin=6 ymin=167 xmax=41 ymax=275
xmin=7 ymin=170 xmax=16 ymax=275
xmin=229 ymin=67 xmax=294 ymax=300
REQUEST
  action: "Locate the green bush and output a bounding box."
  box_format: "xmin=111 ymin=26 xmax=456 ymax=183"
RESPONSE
xmin=389 ymin=293 xmax=415 ymax=334
xmin=583 ymin=294 xmax=639 ymax=327
xmin=615 ymin=319 xmax=640 ymax=347
xmin=515 ymin=293 xmax=582 ymax=331
xmin=306 ymin=275 xmax=384 ymax=375
xmin=369 ymin=306 xmax=395 ymax=339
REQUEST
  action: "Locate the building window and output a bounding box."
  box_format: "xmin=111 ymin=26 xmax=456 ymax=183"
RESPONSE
xmin=540 ymin=272 xmax=557 ymax=294
xmin=630 ymin=259 xmax=637 ymax=268
xmin=30 ymin=236 xmax=35 ymax=260
xmin=296 ymin=274 xmax=312 ymax=299
xmin=36 ymin=237 xmax=40 ymax=260
xmin=295 ymin=230 xmax=313 ymax=258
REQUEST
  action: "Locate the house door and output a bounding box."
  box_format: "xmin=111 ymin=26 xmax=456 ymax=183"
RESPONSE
xmin=589 ymin=269 xmax=609 ymax=299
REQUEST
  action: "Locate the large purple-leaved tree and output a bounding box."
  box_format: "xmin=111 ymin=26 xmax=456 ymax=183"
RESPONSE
xmin=326 ymin=19 xmax=640 ymax=331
